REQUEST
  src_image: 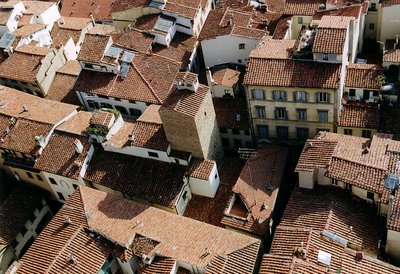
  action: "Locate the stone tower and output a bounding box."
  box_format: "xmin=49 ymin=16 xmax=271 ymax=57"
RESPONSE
xmin=159 ymin=72 xmax=223 ymax=163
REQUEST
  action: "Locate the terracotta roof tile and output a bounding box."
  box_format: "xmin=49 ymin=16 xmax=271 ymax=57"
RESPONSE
xmin=295 ymin=139 xmax=337 ymax=172
xmin=13 ymin=23 xmax=46 ymax=37
xmin=139 ymin=257 xmax=176 ymax=274
xmin=0 ymin=9 xmax=12 ymax=25
xmin=272 ymin=16 xmax=293 ymax=39
xmin=90 ymin=110 xmax=113 ymax=127
xmin=84 ymin=149 xmax=187 ymax=208
xmin=0 ymin=185 xmax=43 ymax=247
xmin=345 ymin=64 xmax=383 ymax=89
xmin=283 ymin=0 xmax=323 ymax=16
xmin=279 ymin=186 xmax=384 ymax=253
xmin=382 ymin=0 xmax=400 ymax=8
xmin=56 ymin=60 xmax=81 ymax=76
xmin=61 ymin=0 xmax=114 ymax=20
xmin=22 ymin=1 xmax=55 ymax=15
xmin=244 ymin=59 xmax=341 ymax=89
xmin=162 ymin=84 xmax=210 ymax=117
xmin=186 ymin=158 xmax=215 ymax=180
xmin=313 ymin=28 xmax=347 ymax=54
xmin=212 ymin=68 xmax=240 ymax=87
xmin=34 ymin=132 xmax=90 ymax=179
xmin=0 ymin=87 xmax=77 ymax=125
xmin=56 ymin=111 xmax=92 ymax=135
xmin=111 ymin=29 xmax=153 ymax=53
xmin=318 ymin=15 xmax=354 ymax=29
xmin=259 ymin=254 xmax=291 ymax=274
xmin=46 ymin=73 xmax=81 ymax=106
xmin=137 ymin=105 xmax=162 ymax=124
xmin=213 ymin=97 xmax=249 ymax=130
xmin=250 ymin=38 xmax=296 ymax=59
xmin=110 ymin=0 xmax=150 ymax=13
xmin=313 ymin=5 xmax=361 ymax=20
xmin=135 ymin=13 xmax=159 ymax=31
xmin=337 ymin=104 xmax=380 ymax=128
xmin=164 ymin=0 xmax=199 ymax=19
xmin=77 ymin=33 xmax=110 ymax=63
xmin=51 ymin=25 xmax=82 ymax=48
xmin=383 ymin=49 xmax=400 ymax=63
xmin=17 ymin=188 xmax=113 ymax=274
xmin=222 ymin=145 xmax=288 ymax=235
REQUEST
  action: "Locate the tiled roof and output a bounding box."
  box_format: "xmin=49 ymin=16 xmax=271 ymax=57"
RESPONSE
xmin=388 ymin=189 xmax=400 ymax=232
xmin=259 ymin=254 xmax=291 ymax=274
xmin=283 ymin=0 xmax=323 ymax=16
xmin=17 ymin=188 xmax=113 ymax=274
xmin=383 ymin=49 xmax=400 ymax=63
xmin=0 ymin=87 xmax=77 ymax=125
xmin=345 ymin=64 xmax=383 ymax=89
xmin=212 ymin=68 xmax=240 ymax=87
xmin=135 ymin=14 xmax=159 ymax=31
xmin=244 ymin=59 xmax=341 ymax=89
xmin=279 ymin=186 xmax=383 ymax=253
xmin=137 ymin=104 xmax=162 ymax=124
xmin=15 ymin=44 xmax=55 ymax=56
xmin=337 ymin=104 xmax=380 ymax=129
xmin=185 ymin=158 xmax=215 ymax=180
xmin=74 ymin=52 xmax=180 ymax=104
xmin=295 ymin=139 xmax=337 ymax=172
xmin=84 ymin=149 xmax=187 ymax=208
xmin=382 ymin=0 xmax=400 ymax=8
xmin=313 ymin=5 xmax=362 ymax=20
xmin=0 ymin=9 xmax=12 ymax=25
xmin=22 ymin=1 xmax=55 ymax=15
xmin=139 ymin=257 xmax=176 ymax=274
xmin=13 ymin=23 xmax=46 ymax=37
xmin=0 ymin=117 xmax=52 ymax=155
xmin=164 ymin=0 xmax=199 ymax=19
xmin=34 ymin=132 xmax=90 ymax=179
xmin=90 ymin=110 xmax=113 ymax=127
xmin=46 ymin=73 xmax=81 ymax=105
xmin=111 ymin=29 xmax=153 ymax=53
xmin=56 ymin=111 xmax=92 ymax=135
xmin=77 ymin=33 xmax=110 ymax=63
xmin=318 ymin=15 xmax=354 ymax=29
xmin=213 ymin=97 xmax=249 ymax=130
xmin=0 ymin=185 xmax=43 ymax=248
xmin=313 ymin=28 xmax=347 ymax=54
xmin=76 ymin=186 xmax=261 ymax=270
xmin=162 ymin=84 xmax=210 ymax=117
xmin=152 ymin=32 xmax=197 ymax=70
xmin=105 ymin=120 xmax=170 ymax=151
xmin=56 ymin=60 xmax=81 ymax=76
xmin=272 ymin=16 xmax=293 ymax=39
xmin=61 ymin=0 xmax=114 ymax=20
xmin=222 ymin=145 xmax=288 ymax=235
xmin=110 ymin=0 xmax=150 ymax=13
xmin=199 ymin=8 xmax=266 ymax=41
xmin=250 ymin=38 xmax=296 ymax=59
xmin=51 ymin=25 xmax=82 ymax=48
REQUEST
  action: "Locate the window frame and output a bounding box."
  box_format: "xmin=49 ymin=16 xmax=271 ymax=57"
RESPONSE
xmin=297 ymin=108 xmax=307 ymax=121
xmin=255 ymin=106 xmax=266 ymax=118
xmin=318 ymin=110 xmax=329 ymax=123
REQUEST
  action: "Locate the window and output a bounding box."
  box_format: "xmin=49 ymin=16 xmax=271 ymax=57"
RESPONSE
xmin=238 ymin=59 xmax=242 ymax=63
xmin=370 ymin=3 xmax=376 ymax=10
xmin=87 ymin=100 xmax=97 ymax=109
xmin=182 ymin=191 xmax=188 ymax=201
xmin=148 ymin=151 xmax=159 ymax=158
xmin=373 ymin=90 xmax=379 ymax=97
xmin=26 ymin=171 xmax=33 ymax=179
xmin=323 ymin=53 xmax=329 ymax=61
xmin=294 ymin=91 xmax=308 ymax=102
xmin=244 ymin=129 xmax=250 ymax=135
xmin=114 ymin=105 xmax=128 ymax=115
xmin=331 ymin=179 xmax=338 ymax=186
xmin=232 ymin=129 xmax=240 ymax=135
xmin=56 ymin=191 xmax=65 ymax=201
xmin=367 ymin=191 xmax=374 ymax=200
xmin=276 ymin=126 xmax=289 ymax=139
xmin=129 ymin=108 xmax=142 ymax=117
xmin=72 ymin=184 xmax=78 ymax=189
xmin=19 ymin=225 xmax=27 ymax=236
xmin=317 ymin=128 xmax=330 ymax=132
xmin=84 ymin=63 xmax=93 ymax=69
xmin=100 ymin=102 xmax=112 ymax=109
xmin=252 ymin=89 xmax=265 ymax=100
xmin=344 ymin=128 xmax=353 ymax=135
xmin=363 ymin=90 xmax=370 ymax=100
xmin=362 ymin=130 xmax=372 ymax=138
xmin=297 ymin=128 xmax=309 ymax=140
xmin=297 ymin=17 xmax=303 ymax=24
xmin=36 ymin=174 xmax=43 ymax=181
xmin=349 ymin=89 xmax=356 ymax=97
xmin=239 ymin=43 xmax=245 ymax=49
xmin=318 ymin=110 xmax=328 ymax=123
xmin=275 ymin=108 xmax=287 ymax=120
xmin=369 ymin=23 xmax=374 ymax=30
xmin=257 ymin=125 xmax=268 ymax=138
xmin=255 ymin=106 xmax=266 ymax=118
xmin=234 ymin=139 xmax=242 ymax=147
xmin=219 ymin=127 xmax=228 ymax=133
xmin=214 ymin=173 xmax=218 ymax=179
xmin=297 ymin=109 xmax=307 ymax=121
xmin=272 ymin=90 xmax=287 ymax=101
xmin=345 ymin=183 xmax=352 ymax=191
xmin=316 ymin=92 xmax=330 ymax=103
xmin=49 ymin=177 xmax=57 ymax=185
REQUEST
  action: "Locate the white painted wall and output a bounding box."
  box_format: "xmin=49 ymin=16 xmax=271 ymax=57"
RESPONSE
xmin=33 ymin=4 xmax=61 ymax=30
xmin=15 ymin=27 xmax=52 ymax=49
xmin=103 ymin=144 xmax=172 ymax=163
xmin=0 ymin=2 xmax=25 ymax=37
xmin=298 ymin=171 xmax=315 ymax=189
xmin=386 ymin=229 xmax=400 ymax=264
xmin=317 ymin=168 xmax=330 ymax=185
xmin=202 ymin=35 xmax=260 ymax=68
xmin=175 ymin=183 xmax=191 ymax=215
xmin=378 ymin=5 xmax=400 ymax=43
xmin=61 ymin=37 xmax=78 ymax=61
xmin=188 ymin=162 xmax=219 ymax=198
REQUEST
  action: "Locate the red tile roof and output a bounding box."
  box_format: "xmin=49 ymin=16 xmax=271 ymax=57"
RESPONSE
xmin=34 ymin=132 xmax=90 ymax=179
xmin=313 ymin=28 xmax=347 ymax=54
xmin=46 ymin=73 xmax=81 ymax=106
xmin=295 ymin=139 xmax=337 ymax=172
xmin=283 ymin=0 xmax=323 ymax=16
xmin=244 ymin=59 xmax=341 ymax=89
xmin=84 ymin=149 xmax=187 ymax=209
xmin=221 ymin=145 xmax=289 ymax=235
xmin=185 ymin=158 xmax=215 ymax=180
xmin=313 ymin=4 xmax=362 ymax=20
xmin=250 ymin=38 xmax=296 ymax=59
xmin=279 ymin=186 xmax=384 ymax=253
xmin=56 ymin=111 xmax=92 ymax=136
xmin=337 ymin=104 xmax=380 ymax=129
xmin=345 ymin=64 xmax=383 ymax=89
xmin=77 ymin=33 xmax=110 ymax=63
xmin=111 ymin=29 xmax=153 ymax=53
xmin=61 ymin=0 xmax=114 ymax=20
xmin=382 ymin=0 xmax=400 ymax=8
xmin=213 ymin=97 xmax=249 ymax=130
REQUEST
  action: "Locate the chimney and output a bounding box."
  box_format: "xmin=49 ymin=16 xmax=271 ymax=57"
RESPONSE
xmin=205 ymin=67 xmax=213 ymax=88
xmin=128 ymin=134 xmax=134 ymax=141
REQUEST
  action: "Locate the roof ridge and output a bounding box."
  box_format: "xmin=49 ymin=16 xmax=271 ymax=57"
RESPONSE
xmin=131 ymin=63 xmax=162 ymax=104
xmin=331 ymin=155 xmax=388 ymax=172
